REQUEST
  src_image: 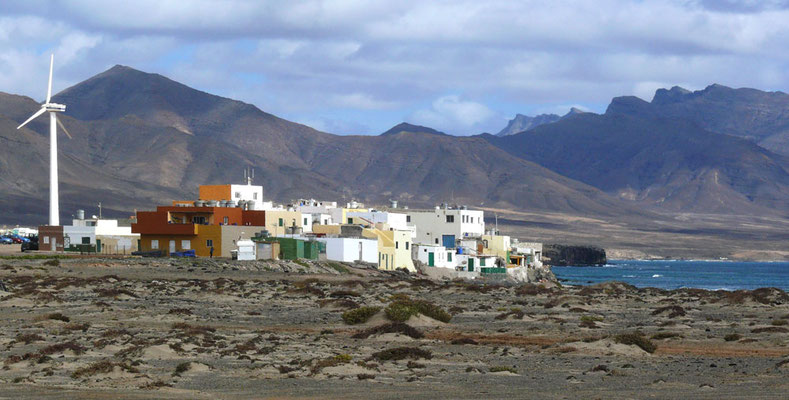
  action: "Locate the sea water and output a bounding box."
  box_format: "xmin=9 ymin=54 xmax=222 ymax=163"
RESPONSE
xmin=551 ymin=260 xmax=789 ymax=291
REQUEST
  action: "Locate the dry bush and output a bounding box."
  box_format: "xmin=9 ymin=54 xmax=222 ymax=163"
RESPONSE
xmin=34 ymin=312 xmax=70 ymax=323
xmin=317 ymin=298 xmax=359 ymax=309
xmin=724 ymin=333 xmax=742 ymax=342
xmin=329 ymin=290 xmax=360 ymax=298
xmin=357 ymin=373 xmax=376 ymax=380
xmin=651 ymin=305 xmax=687 ymax=319
xmin=167 ymin=308 xmax=192 ymax=315
xmin=371 ymin=347 xmax=432 ymax=361
xmin=516 ymin=284 xmax=554 ymax=296
xmin=40 ymin=341 xmax=86 ymax=355
xmin=495 ymin=308 xmax=525 ymax=321
xmin=72 ymin=360 xmax=138 ymax=379
xmin=101 ymin=328 xmax=130 ymax=338
xmin=751 ymin=326 xmax=788 ymax=334
xmin=384 ymin=296 xmax=451 ymax=323
xmin=15 ymin=333 xmax=44 ymax=344
xmin=352 ymin=322 xmax=424 ymax=339
xmin=61 ymin=322 xmax=90 ymax=333
xmin=94 ymin=287 xmax=138 ymax=299
xmin=170 ymin=322 xmax=216 ymax=336
xmin=451 ymin=337 xmax=479 ymax=345
xmin=651 ymin=332 xmax=681 ymax=340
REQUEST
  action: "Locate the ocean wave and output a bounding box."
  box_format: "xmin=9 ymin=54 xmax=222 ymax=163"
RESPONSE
xmin=652 ymin=274 xmax=662 ymax=278
xmin=622 ymin=275 xmax=636 ymax=278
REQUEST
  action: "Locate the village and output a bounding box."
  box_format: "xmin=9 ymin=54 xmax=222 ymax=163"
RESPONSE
xmin=13 ymin=173 xmax=548 ymax=282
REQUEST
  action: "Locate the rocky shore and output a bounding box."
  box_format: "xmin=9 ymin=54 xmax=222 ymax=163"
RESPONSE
xmin=1 ymin=257 xmax=788 ymax=399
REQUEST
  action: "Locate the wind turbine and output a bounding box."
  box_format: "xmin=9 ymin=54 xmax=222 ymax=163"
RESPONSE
xmin=17 ymin=54 xmax=72 ymax=226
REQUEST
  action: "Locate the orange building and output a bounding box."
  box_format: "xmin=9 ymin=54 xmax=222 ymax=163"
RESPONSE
xmin=132 ymin=205 xmax=267 ymax=257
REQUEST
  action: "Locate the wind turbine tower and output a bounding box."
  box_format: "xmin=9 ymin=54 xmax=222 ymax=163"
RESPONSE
xmin=17 ymin=54 xmax=72 ymax=226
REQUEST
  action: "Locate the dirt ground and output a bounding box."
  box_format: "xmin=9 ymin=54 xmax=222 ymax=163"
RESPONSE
xmin=1 ymin=256 xmax=788 ymax=399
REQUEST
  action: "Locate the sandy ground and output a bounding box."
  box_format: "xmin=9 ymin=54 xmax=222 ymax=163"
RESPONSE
xmin=1 ymin=256 xmax=788 ymax=399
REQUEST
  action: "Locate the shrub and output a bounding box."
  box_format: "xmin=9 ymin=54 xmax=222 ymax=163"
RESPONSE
xmin=311 ymin=354 xmax=352 ymax=374
xmin=34 ymin=312 xmax=70 ymax=323
xmin=15 ymin=333 xmax=44 ymax=344
xmin=451 ymin=337 xmax=479 ymax=345
xmin=168 ymin=308 xmax=193 ymax=315
xmin=173 ymin=362 xmax=191 ymax=376
xmin=651 ymin=305 xmax=686 ymax=319
xmin=72 ymin=360 xmax=138 ymax=379
xmin=94 ymin=288 xmax=137 ymax=299
xmin=342 ymin=306 xmax=381 ymax=325
xmin=328 ymin=263 xmax=350 ymax=274
xmin=614 ymin=332 xmax=657 ymax=354
xmin=371 ymin=347 xmax=432 ymax=361
xmin=751 ymin=326 xmax=788 ymax=334
xmin=580 ymin=315 xmax=604 ymax=323
xmin=40 ymin=341 xmax=86 ymax=355
xmin=44 ymin=259 xmax=60 ymax=267
xmin=490 ymin=365 xmax=518 ymax=373
xmin=495 ymin=309 xmax=525 ymax=320
xmin=384 ymin=297 xmax=451 ymax=323
xmin=330 ymin=290 xmax=360 ymax=298
xmin=651 ymin=332 xmax=681 ymax=340
xmin=357 ymin=373 xmax=376 ymax=380
xmin=352 ymin=322 xmax=424 ymax=339
xmin=724 ymin=333 xmax=742 ymax=342
xmin=771 ymin=319 xmax=787 ymax=326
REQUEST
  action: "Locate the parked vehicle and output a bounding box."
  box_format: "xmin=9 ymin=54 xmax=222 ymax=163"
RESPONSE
xmin=0 ymin=237 xmax=13 ymax=245
xmin=21 ymin=236 xmax=39 ymax=252
xmin=10 ymin=236 xmax=23 ymax=244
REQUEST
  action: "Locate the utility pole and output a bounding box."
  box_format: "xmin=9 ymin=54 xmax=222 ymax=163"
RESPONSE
xmin=98 ymin=202 xmax=102 ymax=219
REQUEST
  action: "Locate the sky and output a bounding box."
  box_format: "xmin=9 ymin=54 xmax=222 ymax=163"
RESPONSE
xmin=1 ymin=0 xmax=789 ymax=136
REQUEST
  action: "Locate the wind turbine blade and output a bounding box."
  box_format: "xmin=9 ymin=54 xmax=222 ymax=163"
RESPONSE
xmin=46 ymin=54 xmax=54 ymax=104
xmin=16 ymin=107 xmax=47 ymax=129
xmin=55 ymin=114 xmax=72 ymax=139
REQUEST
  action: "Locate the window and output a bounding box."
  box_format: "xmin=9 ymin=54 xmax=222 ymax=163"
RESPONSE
xmin=304 ymin=218 xmax=308 ymax=226
xmin=406 ymin=215 xmax=411 ymax=223
xmin=235 ymin=192 xmax=241 ymax=198
xmin=151 ymin=240 xmax=158 ymax=249
xmin=253 ymin=193 xmax=258 ymax=200
xmin=447 ymin=252 xmax=452 ymax=262
xmin=395 ymin=241 xmax=399 ymax=249
xmin=181 ymin=240 xmax=191 ymax=250
xmin=347 ymin=217 xmax=353 ymax=224
xmin=435 ymin=238 xmax=439 ymax=244
xmin=192 ymin=216 xmax=206 ymax=224
xmin=405 ymin=242 xmax=409 ymax=250
xmin=206 ymin=239 xmax=213 ymax=247
xmin=480 ymin=258 xmax=486 ymax=266
xmin=81 ymin=237 xmax=90 ymax=244
xmin=87 ymin=221 xmax=96 ymax=226
xmin=43 ymin=236 xmax=50 ymax=244
xmin=278 ymin=218 xmax=284 ymax=227
xmin=446 ymin=215 xmax=454 ymax=223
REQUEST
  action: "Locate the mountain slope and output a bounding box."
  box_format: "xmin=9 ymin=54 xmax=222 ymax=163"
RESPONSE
xmin=484 ymin=112 xmax=789 ymax=214
xmin=606 ymin=84 xmax=789 ymax=155
xmin=0 ymin=66 xmax=641 ymax=224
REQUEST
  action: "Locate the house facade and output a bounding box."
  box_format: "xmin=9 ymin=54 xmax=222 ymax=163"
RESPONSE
xmin=406 ymin=206 xmax=485 ymax=247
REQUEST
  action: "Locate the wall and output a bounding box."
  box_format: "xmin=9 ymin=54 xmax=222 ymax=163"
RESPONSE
xmin=219 ymin=225 xmax=259 ymax=258
xmin=198 ymin=185 xmax=231 ymax=201
xmin=264 ymin=210 xmax=302 ymax=237
xmin=313 ymin=225 xmax=341 ymax=236
xmin=319 ymin=237 xmax=378 ymax=263
xmin=481 ymin=234 xmax=511 ymax=259
xmin=414 ymin=244 xmax=457 ymax=269
xmin=63 ymin=226 xmax=95 ymax=247
xmin=96 ymin=235 xmax=138 ymax=254
xmin=38 ymin=225 xmax=64 ymax=252
xmin=376 ymin=229 xmax=415 ymax=272
xmin=406 ymin=208 xmax=485 ymax=246
xmin=229 ymin=184 xmax=265 ymax=210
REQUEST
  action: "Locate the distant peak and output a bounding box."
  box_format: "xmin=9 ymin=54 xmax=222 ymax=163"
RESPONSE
xmin=496 ymin=113 xmax=561 ymax=136
xmin=381 ymin=122 xmax=446 ymax=136
xmin=652 ymin=85 xmax=692 ymax=105
xmin=561 ymin=107 xmax=589 ymax=119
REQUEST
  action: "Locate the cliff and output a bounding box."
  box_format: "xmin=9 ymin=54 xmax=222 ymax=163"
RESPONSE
xmin=543 ymin=244 xmax=607 ymax=266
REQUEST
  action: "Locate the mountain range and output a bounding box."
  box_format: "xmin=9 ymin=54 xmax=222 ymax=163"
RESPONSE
xmin=2 ymin=65 xmax=789 ymax=226
xmin=495 ymin=107 xmax=587 ymax=136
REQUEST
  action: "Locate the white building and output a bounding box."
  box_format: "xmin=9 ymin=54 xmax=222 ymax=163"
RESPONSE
xmin=235 ymin=239 xmax=256 ymax=260
xmin=318 ymin=237 xmax=378 ymax=263
xmin=406 ymin=206 xmax=485 ymax=248
xmin=414 ymin=244 xmax=457 ymax=269
xmin=347 ymin=210 xmax=410 ymax=231
xmin=63 ymin=215 xmax=139 ymax=253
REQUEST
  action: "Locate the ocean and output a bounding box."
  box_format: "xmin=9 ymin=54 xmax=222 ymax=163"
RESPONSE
xmin=551 ymin=260 xmax=789 ymax=291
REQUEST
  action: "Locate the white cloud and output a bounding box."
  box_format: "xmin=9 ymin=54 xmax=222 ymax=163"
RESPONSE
xmin=2 ymin=1 xmax=789 ymax=134
xmin=410 ymin=95 xmax=497 ymax=135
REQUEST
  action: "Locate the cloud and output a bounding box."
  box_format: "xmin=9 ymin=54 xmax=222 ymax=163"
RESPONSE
xmin=2 ymin=1 xmax=789 ymax=134
xmin=410 ymin=95 xmax=497 ymax=135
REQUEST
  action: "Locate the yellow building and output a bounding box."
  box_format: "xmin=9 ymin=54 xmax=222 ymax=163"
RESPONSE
xmin=373 ymin=229 xmax=415 ymax=272
xmin=481 ymin=234 xmax=511 ymax=260
xmin=263 ymin=210 xmax=303 ymax=236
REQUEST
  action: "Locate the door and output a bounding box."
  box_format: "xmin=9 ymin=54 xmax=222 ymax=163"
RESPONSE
xmin=51 ymin=238 xmax=56 ymax=252
xmin=358 ymin=242 xmax=363 ymax=262
xmin=468 ymin=258 xmax=475 ymax=272
xmin=428 ymin=252 xmax=435 ymax=267
xmin=442 ymin=235 xmax=455 ymax=248
xmin=169 ymin=240 xmax=176 ymax=254
xmin=96 ymin=239 xmax=102 ymax=253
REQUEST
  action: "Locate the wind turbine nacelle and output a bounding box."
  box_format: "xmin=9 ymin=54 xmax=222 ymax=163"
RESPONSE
xmin=44 ymin=103 xmax=66 ymax=112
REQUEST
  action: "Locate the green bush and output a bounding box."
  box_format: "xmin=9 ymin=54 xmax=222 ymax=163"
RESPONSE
xmin=724 ymin=333 xmax=742 ymax=342
xmin=384 ymin=297 xmax=452 ymax=323
xmin=341 ymin=306 xmax=381 ymax=325
xmin=614 ymin=332 xmax=657 ymax=353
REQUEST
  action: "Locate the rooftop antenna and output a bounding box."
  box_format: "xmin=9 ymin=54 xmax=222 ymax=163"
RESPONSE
xmin=244 ymin=166 xmax=254 ymax=185
xmin=17 ymin=54 xmax=72 ymax=226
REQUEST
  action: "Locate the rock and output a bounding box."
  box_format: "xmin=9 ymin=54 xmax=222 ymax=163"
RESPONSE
xmin=543 ymin=244 xmax=607 ymax=266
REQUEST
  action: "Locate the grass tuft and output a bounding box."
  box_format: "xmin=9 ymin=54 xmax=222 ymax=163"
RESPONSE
xmin=614 ymin=332 xmax=657 ymax=353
